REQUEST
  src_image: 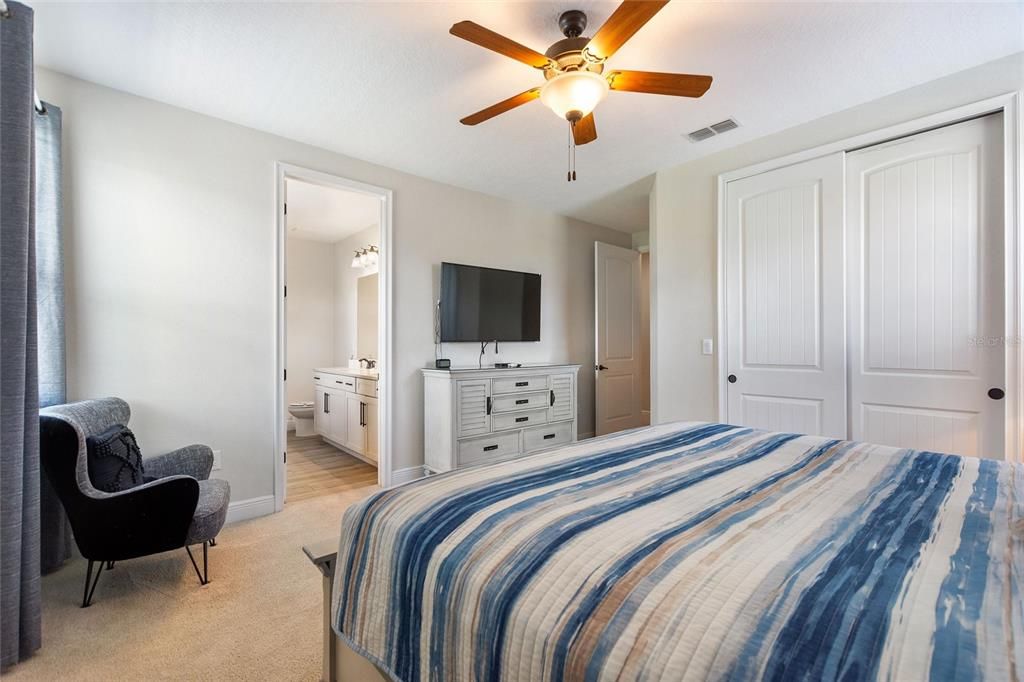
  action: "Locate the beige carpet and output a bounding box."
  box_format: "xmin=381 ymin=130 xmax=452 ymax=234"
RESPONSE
xmin=7 ymin=485 xmax=377 ymax=681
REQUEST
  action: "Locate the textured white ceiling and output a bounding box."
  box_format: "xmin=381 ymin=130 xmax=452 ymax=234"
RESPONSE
xmin=285 ymin=179 xmax=379 ymax=243
xmin=31 ymin=1 xmax=1023 ymax=232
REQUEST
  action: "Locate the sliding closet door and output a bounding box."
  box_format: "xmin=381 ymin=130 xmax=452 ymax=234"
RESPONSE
xmin=724 ymin=153 xmax=846 ymax=437
xmin=846 ymin=114 xmax=1004 ymax=457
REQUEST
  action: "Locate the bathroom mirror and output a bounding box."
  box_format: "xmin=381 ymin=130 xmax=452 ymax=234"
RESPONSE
xmin=357 ymin=273 xmax=378 ymax=362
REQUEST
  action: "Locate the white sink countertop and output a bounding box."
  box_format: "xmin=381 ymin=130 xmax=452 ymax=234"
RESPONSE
xmin=314 ymin=367 xmax=379 ymax=380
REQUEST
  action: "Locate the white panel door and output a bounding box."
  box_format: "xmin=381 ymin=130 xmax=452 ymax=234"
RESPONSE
xmin=847 ymin=114 xmax=1004 ymax=457
xmin=595 ymin=242 xmax=643 ymax=436
xmin=724 ymin=153 xmax=846 ymax=437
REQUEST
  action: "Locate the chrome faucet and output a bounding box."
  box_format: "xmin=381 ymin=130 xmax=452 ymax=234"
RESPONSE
xmin=359 ymin=358 xmax=377 ymax=369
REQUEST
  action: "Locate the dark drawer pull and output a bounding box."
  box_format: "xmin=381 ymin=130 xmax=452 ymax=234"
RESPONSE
xmin=543 ymin=433 xmax=556 ymax=440
xmin=314 ymin=376 xmax=321 ymax=380
xmin=515 ymin=416 xmax=529 ymax=423
xmin=515 ymin=381 xmax=528 ymax=387
xmin=483 ymin=444 xmax=498 ymax=452
xmin=515 ymin=399 xmax=528 ymax=405
xmin=336 ymin=380 xmax=345 ymax=384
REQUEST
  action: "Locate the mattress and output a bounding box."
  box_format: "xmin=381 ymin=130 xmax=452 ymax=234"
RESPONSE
xmin=332 ymin=422 xmax=1023 ymax=681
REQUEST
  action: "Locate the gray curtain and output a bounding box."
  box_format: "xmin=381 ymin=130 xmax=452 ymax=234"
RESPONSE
xmin=35 ymin=101 xmax=70 ymax=573
xmin=1 ymin=0 xmax=43 ymax=670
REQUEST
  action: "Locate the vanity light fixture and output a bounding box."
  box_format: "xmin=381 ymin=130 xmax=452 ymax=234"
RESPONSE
xmin=350 ymin=245 xmax=379 ymax=269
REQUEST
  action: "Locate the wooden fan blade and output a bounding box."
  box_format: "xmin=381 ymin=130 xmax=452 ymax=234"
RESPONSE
xmin=450 ymin=21 xmax=553 ymax=69
xmin=460 ymin=88 xmax=541 ymax=126
xmin=584 ymin=1 xmax=669 ymax=61
xmin=607 ymin=70 xmax=712 ymax=97
xmin=573 ymin=113 xmax=597 ymax=145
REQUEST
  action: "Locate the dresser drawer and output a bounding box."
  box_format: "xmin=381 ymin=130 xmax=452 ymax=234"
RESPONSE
xmin=490 ymin=390 xmax=549 ymax=413
xmin=492 ymin=375 xmax=549 ymax=394
xmin=457 ymin=431 xmax=520 ymax=467
xmin=356 ymin=378 xmax=378 ymax=398
xmin=490 ymin=408 xmax=547 ymax=431
xmin=522 ymin=421 xmax=573 ymax=453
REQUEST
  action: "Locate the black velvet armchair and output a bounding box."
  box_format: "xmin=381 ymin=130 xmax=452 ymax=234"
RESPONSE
xmin=39 ymin=398 xmax=231 ymax=607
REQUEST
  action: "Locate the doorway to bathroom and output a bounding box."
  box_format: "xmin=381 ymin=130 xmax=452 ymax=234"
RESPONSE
xmin=274 ymin=164 xmax=392 ymax=509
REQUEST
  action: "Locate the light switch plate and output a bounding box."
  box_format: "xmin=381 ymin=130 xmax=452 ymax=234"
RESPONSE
xmin=212 ymin=449 xmax=223 ymax=471
xmin=702 ymin=338 xmax=714 ymax=355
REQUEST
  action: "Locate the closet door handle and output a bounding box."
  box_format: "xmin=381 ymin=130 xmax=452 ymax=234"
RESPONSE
xmin=727 ymin=374 xmax=737 ymax=384
xmin=988 ymin=388 xmax=1005 ymax=400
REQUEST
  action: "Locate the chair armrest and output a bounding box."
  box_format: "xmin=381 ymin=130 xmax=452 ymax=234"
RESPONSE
xmin=145 ymin=444 xmax=214 ymax=481
xmin=71 ymin=475 xmax=200 ymax=561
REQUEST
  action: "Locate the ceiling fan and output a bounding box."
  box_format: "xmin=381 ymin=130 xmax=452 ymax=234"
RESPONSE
xmin=450 ymin=1 xmax=712 ymax=180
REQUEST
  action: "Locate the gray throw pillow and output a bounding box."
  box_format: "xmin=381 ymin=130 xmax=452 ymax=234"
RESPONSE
xmin=86 ymin=424 xmax=146 ymax=492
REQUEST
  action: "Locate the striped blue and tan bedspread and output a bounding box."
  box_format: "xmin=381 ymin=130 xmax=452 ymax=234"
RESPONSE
xmin=332 ymin=422 xmax=1023 ymax=681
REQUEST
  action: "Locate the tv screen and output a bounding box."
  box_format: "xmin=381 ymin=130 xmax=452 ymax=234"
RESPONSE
xmin=440 ymin=262 xmax=541 ymax=342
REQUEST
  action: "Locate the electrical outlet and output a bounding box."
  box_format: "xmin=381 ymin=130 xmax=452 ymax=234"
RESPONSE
xmin=212 ymin=449 xmax=223 ymax=471
xmin=702 ymin=338 xmax=714 ymax=355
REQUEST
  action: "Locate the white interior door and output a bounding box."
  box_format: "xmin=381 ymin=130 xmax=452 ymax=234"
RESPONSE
xmin=724 ymin=152 xmax=846 ymax=437
xmin=846 ymin=114 xmax=1005 ymax=458
xmin=595 ymin=242 xmax=643 ymax=436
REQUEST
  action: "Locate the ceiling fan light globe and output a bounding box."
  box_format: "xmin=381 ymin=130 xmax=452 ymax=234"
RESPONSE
xmin=539 ymin=71 xmax=609 ymax=121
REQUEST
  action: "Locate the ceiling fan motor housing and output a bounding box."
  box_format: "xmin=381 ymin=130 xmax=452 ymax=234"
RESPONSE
xmin=545 ymin=10 xmax=603 ymax=79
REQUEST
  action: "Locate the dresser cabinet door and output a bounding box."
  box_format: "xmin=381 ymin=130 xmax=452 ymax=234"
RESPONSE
xmin=549 ymin=373 xmax=575 ymax=422
xmin=456 ymin=380 xmax=490 ymax=437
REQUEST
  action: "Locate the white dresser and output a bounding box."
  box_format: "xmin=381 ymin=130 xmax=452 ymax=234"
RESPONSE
xmin=422 ymin=364 xmax=580 ymax=474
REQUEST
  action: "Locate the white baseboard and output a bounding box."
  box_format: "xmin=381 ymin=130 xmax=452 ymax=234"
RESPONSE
xmin=390 ymin=465 xmax=426 ymax=487
xmin=226 ymin=494 xmax=276 ymax=524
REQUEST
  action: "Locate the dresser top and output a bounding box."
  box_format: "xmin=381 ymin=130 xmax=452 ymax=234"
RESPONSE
xmin=422 ymin=363 xmax=580 ymax=377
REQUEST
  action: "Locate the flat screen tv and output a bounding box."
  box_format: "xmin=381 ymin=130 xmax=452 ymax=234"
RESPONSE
xmin=440 ymin=262 xmax=541 ymax=342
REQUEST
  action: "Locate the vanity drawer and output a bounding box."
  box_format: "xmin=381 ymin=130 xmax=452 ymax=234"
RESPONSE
xmin=490 ymin=390 xmax=549 ymax=413
xmin=327 ymin=375 xmax=355 ymax=391
xmin=492 ymin=375 xmax=549 ymax=394
xmin=522 ymin=421 xmax=573 ymax=453
xmin=356 ymin=378 xmax=378 ymax=398
xmin=457 ymin=431 xmax=520 ymax=467
xmin=490 ymin=408 xmax=547 ymax=431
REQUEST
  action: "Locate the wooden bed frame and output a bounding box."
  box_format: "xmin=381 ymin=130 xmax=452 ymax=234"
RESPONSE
xmin=304 ymin=541 xmax=390 ymax=682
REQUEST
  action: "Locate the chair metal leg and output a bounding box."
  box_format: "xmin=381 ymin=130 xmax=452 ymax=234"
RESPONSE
xmin=82 ymin=560 xmax=104 ymax=608
xmin=185 ymin=542 xmax=209 ymax=585
xmin=106 ymin=561 xmax=115 ymax=570
xmin=209 ymin=537 xmax=216 ymax=547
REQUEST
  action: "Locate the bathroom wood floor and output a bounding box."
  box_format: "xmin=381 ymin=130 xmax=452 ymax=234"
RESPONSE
xmin=286 ymin=433 xmax=378 ymax=503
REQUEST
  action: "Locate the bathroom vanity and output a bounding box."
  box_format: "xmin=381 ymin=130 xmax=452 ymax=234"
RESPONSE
xmin=312 ymin=368 xmax=379 ymax=466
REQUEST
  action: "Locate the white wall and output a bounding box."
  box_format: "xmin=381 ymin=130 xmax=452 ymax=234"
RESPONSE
xmin=651 ymin=52 xmax=1023 ymax=424
xmin=285 ymin=237 xmax=335 ymax=404
xmin=40 ymin=67 xmax=631 ymax=502
xmin=333 ymin=224 xmax=379 ymax=365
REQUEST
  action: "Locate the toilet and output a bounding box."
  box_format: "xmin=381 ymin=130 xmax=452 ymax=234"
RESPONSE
xmin=288 ymin=401 xmax=316 ymax=437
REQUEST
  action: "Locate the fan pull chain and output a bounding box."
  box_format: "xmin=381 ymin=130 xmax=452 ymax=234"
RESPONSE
xmin=567 ymin=122 xmax=572 ymax=182
xmin=566 ymin=121 xmax=578 ymax=182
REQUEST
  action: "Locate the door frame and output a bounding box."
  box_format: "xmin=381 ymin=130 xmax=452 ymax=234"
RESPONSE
xmin=715 ymin=91 xmax=1022 ymax=461
xmin=274 ymin=162 xmax=394 ymax=510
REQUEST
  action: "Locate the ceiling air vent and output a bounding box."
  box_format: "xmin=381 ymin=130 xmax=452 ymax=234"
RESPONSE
xmin=687 ymin=127 xmax=715 ymax=143
xmin=687 ymin=118 xmax=740 ymax=143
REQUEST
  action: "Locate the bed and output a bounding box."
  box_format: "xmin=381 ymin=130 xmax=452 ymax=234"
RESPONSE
xmin=324 ymin=421 xmax=1023 ymax=681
